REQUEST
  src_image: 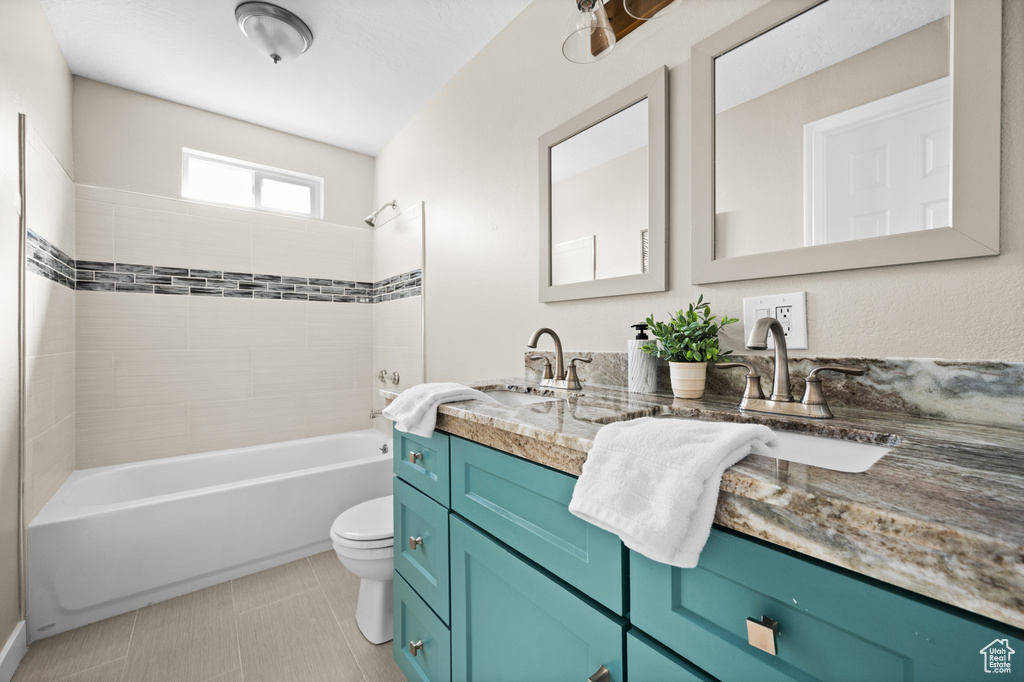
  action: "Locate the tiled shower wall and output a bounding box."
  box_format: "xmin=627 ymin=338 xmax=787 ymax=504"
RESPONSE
xmin=73 ymin=186 xmax=384 ymax=469
xmin=24 ymin=131 xmax=76 ymax=521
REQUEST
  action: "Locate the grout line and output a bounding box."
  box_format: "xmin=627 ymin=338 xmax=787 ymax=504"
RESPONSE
xmin=117 ymin=610 xmax=139 ymax=682
xmin=52 ymin=656 xmax=128 ymax=682
xmin=232 ymin=584 xmax=323 ymax=618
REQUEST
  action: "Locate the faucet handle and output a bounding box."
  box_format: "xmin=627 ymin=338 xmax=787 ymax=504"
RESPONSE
xmin=715 ymin=362 xmax=765 ymax=400
xmin=528 ymin=355 xmax=553 ymax=380
xmin=800 ymin=365 xmax=866 ymax=414
xmin=565 ymin=357 xmax=592 ymax=390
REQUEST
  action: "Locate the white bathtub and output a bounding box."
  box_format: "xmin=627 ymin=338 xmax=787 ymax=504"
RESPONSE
xmin=27 ymin=429 xmax=392 ymax=640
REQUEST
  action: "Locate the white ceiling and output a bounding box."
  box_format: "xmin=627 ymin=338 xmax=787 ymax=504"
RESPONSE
xmin=38 ymin=0 xmax=533 ymax=156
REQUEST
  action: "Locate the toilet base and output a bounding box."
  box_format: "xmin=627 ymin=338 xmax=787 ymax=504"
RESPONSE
xmin=356 ymin=578 xmax=393 ymax=644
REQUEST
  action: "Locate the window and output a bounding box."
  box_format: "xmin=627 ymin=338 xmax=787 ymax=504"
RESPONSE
xmin=181 ymin=148 xmax=323 ymax=219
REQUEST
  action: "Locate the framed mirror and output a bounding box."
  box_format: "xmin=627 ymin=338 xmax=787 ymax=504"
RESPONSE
xmin=540 ymin=66 xmax=667 ymax=302
xmin=691 ymin=0 xmax=1002 ymax=284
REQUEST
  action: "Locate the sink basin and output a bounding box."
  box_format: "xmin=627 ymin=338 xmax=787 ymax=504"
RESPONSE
xmin=483 ymin=390 xmax=561 ymax=407
xmin=766 ymin=430 xmax=890 ymax=473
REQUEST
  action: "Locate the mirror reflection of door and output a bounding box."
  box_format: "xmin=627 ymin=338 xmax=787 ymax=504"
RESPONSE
xmin=550 ymin=99 xmax=649 ymax=283
xmin=713 ymin=0 xmax=951 ymax=259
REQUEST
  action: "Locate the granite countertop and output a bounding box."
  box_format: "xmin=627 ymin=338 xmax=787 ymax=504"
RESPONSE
xmin=383 ymin=379 xmax=1024 ymax=630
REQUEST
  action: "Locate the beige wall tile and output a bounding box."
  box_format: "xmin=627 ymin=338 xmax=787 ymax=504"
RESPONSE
xmin=77 ymin=185 xmax=189 ymax=214
xmin=122 ymin=583 xmax=238 ymax=682
xmin=372 ymin=205 xmax=422 ymax=281
xmin=304 ymin=390 xmax=372 ymax=438
xmin=26 ymin=277 xmax=75 ymax=357
xmin=25 ymin=354 xmax=55 ymax=442
xmin=77 ymin=291 xmax=187 ymax=351
xmin=10 ymin=609 xmax=135 ymax=682
xmin=113 ymin=206 xmax=252 ymax=272
xmin=27 ymin=132 xmax=76 ymax=256
xmin=307 ymin=302 xmax=372 ymax=348
xmin=187 ymin=396 xmax=306 ymax=454
xmin=373 ymin=297 xmax=423 ymax=350
xmin=373 ymin=346 xmax=423 ymax=395
xmin=75 ymin=198 xmax=114 ymax=263
xmin=76 ymin=351 xmax=113 ymax=413
xmin=251 ymin=348 xmax=354 ymax=397
xmin=25 ymin=414 xmax=74 ymax=521
xmin=251 ymin=225 xmax=362 ymax=281
xmin=236 ymin=588 xmax=361 ymax=682
xmin=230 ymin=558 xmax=319 ymax=615
xmin=188 ymin=297 xmax=305 ymax=350
xmin=111 ymin=349 xmax=251 ymax=408
xmin=76 ymin=404 xmax=189 ymax=469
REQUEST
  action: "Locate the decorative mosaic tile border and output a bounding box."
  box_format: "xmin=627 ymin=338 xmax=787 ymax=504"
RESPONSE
xmin=25 ymin=230 xmax=421 ymax=304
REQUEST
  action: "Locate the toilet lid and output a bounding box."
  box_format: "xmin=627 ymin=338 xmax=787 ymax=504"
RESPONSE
xmin=332 ymin=495 xmax=393 ymax=541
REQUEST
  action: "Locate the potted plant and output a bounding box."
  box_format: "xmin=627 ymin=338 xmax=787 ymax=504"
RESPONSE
xmin=642 ymin=295 xmax=738 ymax=399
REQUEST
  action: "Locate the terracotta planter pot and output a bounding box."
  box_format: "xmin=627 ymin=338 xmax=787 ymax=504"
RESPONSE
xmin=668 ymin=361 xmax=707 ymax=399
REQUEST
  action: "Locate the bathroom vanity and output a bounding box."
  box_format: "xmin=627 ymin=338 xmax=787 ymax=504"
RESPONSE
xmin=386 ymin=381 xmax=1024 ymax=681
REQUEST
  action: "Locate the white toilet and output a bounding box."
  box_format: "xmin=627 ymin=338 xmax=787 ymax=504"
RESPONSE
xmin=331 ymin=495 xmax=395 ymax=644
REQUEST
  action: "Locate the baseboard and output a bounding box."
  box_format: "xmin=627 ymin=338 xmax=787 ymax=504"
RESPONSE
xmin=0 ymin=621 xmax=27 ymax=682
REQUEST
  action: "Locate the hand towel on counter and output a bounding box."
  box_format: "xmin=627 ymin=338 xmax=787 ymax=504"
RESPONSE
xmin=382 ymin=382 xmax=500 ymax=438
xmin=568 ymin=417 xmax=777 ymax=568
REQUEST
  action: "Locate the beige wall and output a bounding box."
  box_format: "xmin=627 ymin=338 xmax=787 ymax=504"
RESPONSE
xmin=74 ymin=186 xmax=376 ymax=468
xmin=716 ymin=19 xmax=949 ymax=258
xmin=73 ymin=78 xmax=375 ymax=227
xmin=374 ymin=0 xmax=1024 ymax=383
xmin=0 ymin=0 xmax=74 ymax=645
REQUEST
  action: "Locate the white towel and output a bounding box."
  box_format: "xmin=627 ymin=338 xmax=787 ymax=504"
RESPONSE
xmin=569 ymin=417 xmax=777 ymax=568
xmin=382 ymin=382 xmax=499 ymax=437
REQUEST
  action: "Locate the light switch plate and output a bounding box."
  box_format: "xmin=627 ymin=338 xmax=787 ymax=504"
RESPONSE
xmin=742 ymin=292 xmax=808 ymax=350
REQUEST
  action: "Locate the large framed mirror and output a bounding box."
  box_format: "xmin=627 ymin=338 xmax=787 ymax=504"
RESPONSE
xmin=691 ymin=0 xmax=1002 ymax=284
xmin=540 ymin=66 xmax=667 ymax=302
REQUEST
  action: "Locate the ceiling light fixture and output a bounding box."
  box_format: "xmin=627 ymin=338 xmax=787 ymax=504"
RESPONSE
xmin=562 ymin=0 xmax=616 ymax=64
xmin=622 ymin=0 xmax=678 ymax=21
xmin=235 ymin=2 xmax=313 ymax=64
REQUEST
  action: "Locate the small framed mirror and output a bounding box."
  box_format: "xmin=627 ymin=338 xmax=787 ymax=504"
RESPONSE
xmin=691 ymin=0 xmax=1001 ymax=284
xmin=540 ymin=66 xmax=667 ymax=302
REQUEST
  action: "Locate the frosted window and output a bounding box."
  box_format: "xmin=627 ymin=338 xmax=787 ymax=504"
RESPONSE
xmin=261 ymin=178 xmax=312 ymax=215
xmin=182 ymin=158 xmax=254 ymax=208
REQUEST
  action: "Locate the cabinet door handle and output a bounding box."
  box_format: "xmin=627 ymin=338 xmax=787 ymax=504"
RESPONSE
xmin=409 ymin=451 xmax=422 ymax=464
xmin=409 ymin=536 xmax=423 ymax=550
xmin=588 ymin=665 xmax=610 ymax=682
xmin=746 ymin=616 xmax=780 ymax=656
xmin=409 ymin=640 xmax=423 ymax=656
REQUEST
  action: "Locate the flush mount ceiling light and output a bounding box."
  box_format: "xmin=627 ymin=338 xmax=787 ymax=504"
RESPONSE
xmin=562 ymin=0 xmax=615 ymax=64
xmin=235 ymin=2 xmax=313 ymax=64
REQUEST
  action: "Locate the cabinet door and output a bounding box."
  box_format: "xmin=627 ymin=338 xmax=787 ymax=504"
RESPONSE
xmin=394 ymin=572 xmax=451 ymax=682
xmin=394 ymin=479 xmax=450 ymax=624
xmin=394 ymin=429 xmax=450 ymax=506
xmin=450 ymin=516 xmax=624 ymax=682
xmin=627 ymin=630 xmax=717 ymax=682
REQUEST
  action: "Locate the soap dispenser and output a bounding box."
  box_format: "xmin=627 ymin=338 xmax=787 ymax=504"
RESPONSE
xmin=628 ymin=323 xmax=657 ymax=394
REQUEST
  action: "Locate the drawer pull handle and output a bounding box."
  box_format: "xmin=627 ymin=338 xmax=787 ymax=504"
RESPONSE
xmin=409 ymin=640 xmax=423 ymax=656
xmin=409 ymin=536 xmax=423 ymax=550
xmin=409 ymin=451 xmax=423 ymax=463
xmin=588 ymin=665 xmax=610 ymax=682
xmin=746 ymin=616 xmax=780 ymax=656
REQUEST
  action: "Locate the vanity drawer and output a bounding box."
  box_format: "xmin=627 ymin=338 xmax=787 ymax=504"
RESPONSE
xmin=394 ymin=429 xmax=450 ymax=506
xmin=450 ymin=436 xmax=626 ymax=615
xmin=631 ymin=528 xmax=1024 ymax=682
xmin=394 ymin=479 xmax=450 ymax=624
xmin=627 ymin=630 xmax=717 ymax=682
xmin=393 ymin=571 xmax=451 ymax=682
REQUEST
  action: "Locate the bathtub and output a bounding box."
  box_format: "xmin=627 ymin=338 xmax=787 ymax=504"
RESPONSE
xmin=27 ymin=429 xmax=392 ymax=640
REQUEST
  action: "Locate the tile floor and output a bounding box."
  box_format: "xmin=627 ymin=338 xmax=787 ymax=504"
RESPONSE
xmin=13 ymin=551 xmax=406 ymax=682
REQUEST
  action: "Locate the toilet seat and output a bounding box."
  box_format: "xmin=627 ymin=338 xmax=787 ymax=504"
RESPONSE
xmin=331 ymin=495 xmax=394 ymax=549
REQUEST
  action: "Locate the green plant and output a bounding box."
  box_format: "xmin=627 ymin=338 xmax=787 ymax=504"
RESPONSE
xmin=641 ymin=295 xmax=739 ymax=363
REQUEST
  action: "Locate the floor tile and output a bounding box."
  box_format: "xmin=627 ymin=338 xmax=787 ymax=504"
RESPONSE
xmin=205 ymin=668 xmax=243 ymax=682
xmin=120 ymin=583 xmax=239 ymax=682
xmin=308 ymin=550 xmax=362 ymax=623
xmin=237 ymin=587 xmax=364 ymax=682
xmin=13 ymin=612 xmax=136 ymax=682
xmin=230 ymin=556 xmax=320 ymax=614
xmin=338 ymin=618 xmax=404 ymax=682
xmin=56 ymin=657 xmax=127 ymax=682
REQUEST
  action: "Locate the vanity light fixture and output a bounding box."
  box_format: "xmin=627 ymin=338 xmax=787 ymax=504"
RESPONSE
xmin=562 ymin=0 xmax=616 ymax=64
xmin=235 ymin=2 xmax=313 ymax=64
xmin=622 ymin=0 xmax=677 ymax=21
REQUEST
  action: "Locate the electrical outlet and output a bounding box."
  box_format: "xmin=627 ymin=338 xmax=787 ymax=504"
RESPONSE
xmin=742 ymin=293 xmax=808 ymax=350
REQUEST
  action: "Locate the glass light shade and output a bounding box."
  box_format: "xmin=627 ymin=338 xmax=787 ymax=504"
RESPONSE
xmin=235 ymin=2 xmax=313 ymax=64
xmin=623 ymin=0 xmax=678 ymax=21
xmin=562 ymin=0 xmax=616 ymax=64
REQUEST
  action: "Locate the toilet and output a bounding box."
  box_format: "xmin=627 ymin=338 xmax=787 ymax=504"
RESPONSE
xmin=331 ymin=495 xmax=394 ymax=644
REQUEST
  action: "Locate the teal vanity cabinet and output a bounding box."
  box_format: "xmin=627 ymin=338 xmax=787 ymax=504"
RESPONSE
xmin=630 ymin=528 xmax=1024 ymax=682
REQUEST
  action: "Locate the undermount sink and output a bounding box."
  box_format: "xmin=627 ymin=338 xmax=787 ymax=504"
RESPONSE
xmin=482 ymin=390 xmax=561 ymax=407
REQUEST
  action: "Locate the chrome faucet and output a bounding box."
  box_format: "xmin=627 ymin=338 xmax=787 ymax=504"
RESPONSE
xmin=717 ymin=317 xmax=865 ymax=419
xmin=526 ymin=328 xmax=590 ymax=390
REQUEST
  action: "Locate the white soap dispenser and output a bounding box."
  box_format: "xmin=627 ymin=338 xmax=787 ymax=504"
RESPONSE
xmin=628 ymin=323 xmax=657 ymax=394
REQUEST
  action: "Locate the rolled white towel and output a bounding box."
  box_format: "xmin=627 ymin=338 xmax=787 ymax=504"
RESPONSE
xmin=382 ymin=382 xmax=499 ymax=437
xmin=569 ymin=417 xmax=777 ymax=568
